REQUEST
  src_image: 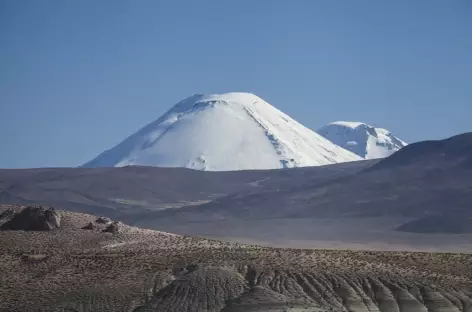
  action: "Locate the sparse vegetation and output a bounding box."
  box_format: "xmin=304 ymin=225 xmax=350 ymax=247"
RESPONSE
xmin=0 ymin=205 xmax=471 ymax=312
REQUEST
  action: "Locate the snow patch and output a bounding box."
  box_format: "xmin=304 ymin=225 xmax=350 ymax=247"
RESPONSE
xmin=249 ymin=177 xmax=271 ymax=187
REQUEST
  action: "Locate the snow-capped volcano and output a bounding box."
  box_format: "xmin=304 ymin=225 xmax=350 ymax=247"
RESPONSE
xmin=83 ymin=93 xmax=361 ymax=171
xmin=317 ymin=121 xmax=407 ymax=159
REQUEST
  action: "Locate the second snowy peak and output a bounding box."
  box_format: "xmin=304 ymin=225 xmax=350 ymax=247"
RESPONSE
xmin=317 ymin=121 xmax=407 ymax=159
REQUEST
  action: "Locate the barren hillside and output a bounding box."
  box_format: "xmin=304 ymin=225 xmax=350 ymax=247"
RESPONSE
xmin=1 ymin=205 xmax=471 ymax=312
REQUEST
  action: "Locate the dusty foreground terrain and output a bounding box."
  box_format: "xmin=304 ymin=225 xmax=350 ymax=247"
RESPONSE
xmin=1 ymin=205 xmax=471 ymax=312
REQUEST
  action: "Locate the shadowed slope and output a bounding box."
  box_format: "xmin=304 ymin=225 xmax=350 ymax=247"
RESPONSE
xmin=155 ymin=132 xmax=472 ymax=221
xmin=369 ymin=132 xmax=472 ymax=170
xmin=0 ymin=161 xmax=370 ymax=217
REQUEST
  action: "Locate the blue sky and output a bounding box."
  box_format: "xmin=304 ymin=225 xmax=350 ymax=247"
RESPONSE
xmin=1 ymin=0 xmax=471 ymax=168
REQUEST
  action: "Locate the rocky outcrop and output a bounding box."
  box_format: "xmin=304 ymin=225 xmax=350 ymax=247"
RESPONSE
xmin=0 ymin=208 xmax=15 ymax=220
xmin=82 ymin=221 xmax=96 ymax=230
xmin=95 ymin=216 xmax=111 ymax=224
xmin=102 ymin=221 xmax=121 ymax=234
xmin=0 ymin=205 xmax=61 ymax=231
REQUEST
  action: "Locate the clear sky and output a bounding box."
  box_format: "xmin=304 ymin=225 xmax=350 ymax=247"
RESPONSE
xmin=1 ymin=0 xmax=471 ymax=168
